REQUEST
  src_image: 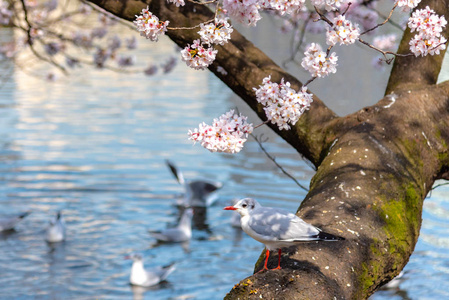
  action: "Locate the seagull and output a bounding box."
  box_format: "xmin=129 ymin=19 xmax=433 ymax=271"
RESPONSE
xmin=45 ymin=211 xmax=66 ymax=243
xmin=125 ymin=253 xmax=176 ymax=287
xmin=0 ymin=211 xmax=31 ymax=232
xmin=149 ymin=208 xmax=193 ymax=243
xmin=166 ymin=160 xmax=222 ymax=207
xmin=224 ymin=198 xmax=344 ymax=271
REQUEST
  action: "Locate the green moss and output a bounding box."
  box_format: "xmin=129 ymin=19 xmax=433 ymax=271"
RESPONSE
xmin=360 ymin=262 xmax=374 ymax=291
xmin=358 ymin=183 xmax=423 ymax=297
xmin=377 ymin=184 xmax=421 ymax=257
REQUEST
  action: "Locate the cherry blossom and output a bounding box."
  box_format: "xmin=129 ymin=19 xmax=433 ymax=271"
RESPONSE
xmin=198 ymin=19 xmax=233 ymax=45
xmin=409 ymin=32 xmax=447 ymax=56
xmin=133 ymin=6 xmax=169 ymax=41
xmin=408 ymin=6 xmax=447 ymax=36
xmin=373 ymin=34 xmax=397 ymax=50
xmin=348 ymin=5 xmax=378 ymax=32
xmin=180 ymin=39 xmax=217 ymax=70
xmin=310 ymin=0 xmax=351 ymax=12
xmin=254 ymin=76 xmax=313 ymax=130
xmin=188 ymin=110 xmax=253 ymax=153
xmin=301 ymin=43 xmax=338 ymax=78
xmin=326 ymin=15 xmax=360 ymax=46
xmin=144 ymin=64 xmax=158 ymax=76
xmin=72 ymin=31 xmax=93 ymax=49
xmin=260 ymin=0 xmax=305 ymax=15
xmin=167 ymin=0 xmax=185 ymax=7
xmin=408 ymin=6 xmax=447 ymax=56
xmin=0 ymin=1 xmax=13 ymax=25
xmin=223 ymin=0 xmax=261 ymax=26
xmin=117 ymin=55 xmax=136 ymax=67
xmin=396 ymin=0 xmax=421 ymax=10
xmin=44 ymin=42 xmax=63 ymax=56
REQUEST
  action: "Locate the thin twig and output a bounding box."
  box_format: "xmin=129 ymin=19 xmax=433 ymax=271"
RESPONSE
xmin=360 ymin=3 xmax=398 ymax=36
xmin=19 ymin=0 xmax=68 ymax=74
xmin=251 ymin=134 xmax=309 ymax=192
xmin=253 ymin=120 xmax=270 ymax=129
xmin=167 ymin=18 xmax=215 ymax=30
xmin=358 ymin=37 xmax=414 ymax=61
xmin=370 ymin=6 xmax=404 ymax=31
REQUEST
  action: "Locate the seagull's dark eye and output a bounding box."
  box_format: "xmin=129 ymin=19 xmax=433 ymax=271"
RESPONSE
xmin=242 ymin=204 xmax=247 ymax=208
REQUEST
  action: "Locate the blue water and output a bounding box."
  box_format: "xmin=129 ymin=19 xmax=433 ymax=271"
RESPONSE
xmin=0 ymin=22 xmax=448 ymax=300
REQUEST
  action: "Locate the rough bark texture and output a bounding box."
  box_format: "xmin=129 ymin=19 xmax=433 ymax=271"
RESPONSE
xmin=87 ymin=0 xmax=449 ymax=298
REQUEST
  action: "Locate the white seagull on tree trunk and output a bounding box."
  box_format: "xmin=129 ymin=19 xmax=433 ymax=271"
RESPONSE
xmin=224 ymin=198 xmax=344 ymax=271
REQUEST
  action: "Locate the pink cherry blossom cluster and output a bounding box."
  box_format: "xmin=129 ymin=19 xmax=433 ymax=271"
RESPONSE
xmin=0 ymin=1 xmax=13 ymax=25
xmin=326 ymin=15 xmax=360 ymax=46
xmin=188 ymin=109 xmax=254 ymax=153
xmin=260 ymin=0 xmax=305 ymax=16
xmin=180 ymin=39 xmax=218 ymax=70
xmin=310 ymin=0 xmax=350 ymax=12
xmin=167 ymin=0 xmax=185 ymax=7
xmin=222 ymin=0 xmax=261 ymax=27
xmin=408 ymin=6 xmax=447 ymax=56
xmin=133 ymin=6 xmax=169 ymax=41
xmin=198 ymin=18 xmax=233 ymax=45
xmin=373 ymin=34 xmax=397 ymax=50
xmin=301 ymin=43 xmax=338 ymax=78
xmin=254 ymin=76 xmax=313 ymax=130
xmin=396 ymin=0 xmax=421 ymax=11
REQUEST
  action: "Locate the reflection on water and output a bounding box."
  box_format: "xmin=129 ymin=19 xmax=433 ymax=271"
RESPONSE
xmin=0 ymin=26 xmax=449 ymax=300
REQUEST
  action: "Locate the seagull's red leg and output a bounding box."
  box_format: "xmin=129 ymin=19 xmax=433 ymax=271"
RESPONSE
xmin=273 ymin=248 xmax=282 ymax=270
xmin=256 ymin=249 xmax=270 ymax=273
xmin=263 ymin=249 xmax=270 ymax=271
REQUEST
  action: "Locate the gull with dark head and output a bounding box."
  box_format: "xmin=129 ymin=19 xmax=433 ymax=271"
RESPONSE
xmin=166 ymin=160 xmax=222 ymax=207
xmin=224 ymin=198 xmax=344 ymax=271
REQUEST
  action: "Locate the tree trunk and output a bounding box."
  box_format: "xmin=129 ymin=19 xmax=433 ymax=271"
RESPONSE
xmin=87 ymin=0 xmax=449 ymax=298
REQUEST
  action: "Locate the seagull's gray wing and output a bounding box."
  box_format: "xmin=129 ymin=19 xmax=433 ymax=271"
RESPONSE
xmin=248 ymin=207 xmax=320 ymax=242
xmin=186 ymin=180 xmax=222 ymax=206
xmin=165 ymin=160 xmax=185 ymax=185
xmin=149 ymin=228 xmax=188 ymax=242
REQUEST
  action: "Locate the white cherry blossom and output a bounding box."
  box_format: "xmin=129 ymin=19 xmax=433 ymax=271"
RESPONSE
xmin=301 ymin=43 xmax=338 ymax=78
xmin=326 ymin=15 xmax=360 ymax=46
xmin=198 ymin=19 xmax=233 ymax=45
xmin=188 ymin=110 xmax=253 ymax=153
xmin=180 ymin=39 xmax=218 ymax=70
xmin=254 ymin=76 xmax=313 ymax=130
xmin=133 ymin=7 xmax=169 ymax=41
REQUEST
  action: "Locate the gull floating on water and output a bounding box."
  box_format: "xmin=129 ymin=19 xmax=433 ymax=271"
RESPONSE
xmin=126 ymin=253 xmax=176 ymax=287
xmin=224 ymin=198 xmax=344 ymax=271
xmin=0 ymin=211 xmax=31 ymax=232
xmin=45 ymin=211 xmax=66 ymax=243
xmin=166 ymin=160 xmax=222 ymax=207
xmin=149 ymin=208 xmax=193 ymax=243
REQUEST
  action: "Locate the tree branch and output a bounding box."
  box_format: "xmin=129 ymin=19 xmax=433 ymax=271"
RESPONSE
xmin=85 ymin=0 xmax=339 ymax=167
xmin=385 ymin=0 xmax=449 ymax=94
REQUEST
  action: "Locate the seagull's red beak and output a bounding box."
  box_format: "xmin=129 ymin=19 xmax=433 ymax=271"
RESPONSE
xmin=223 ymin=206 xmax=237 ymax=210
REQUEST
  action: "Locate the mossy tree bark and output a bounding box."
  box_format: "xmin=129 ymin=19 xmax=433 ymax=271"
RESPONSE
xmin=87 ymin=0 xmax=449 ymax=298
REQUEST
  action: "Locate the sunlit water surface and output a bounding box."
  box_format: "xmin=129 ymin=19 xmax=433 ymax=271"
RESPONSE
xmin=0 ymin=23 xmax=449 ymax=300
